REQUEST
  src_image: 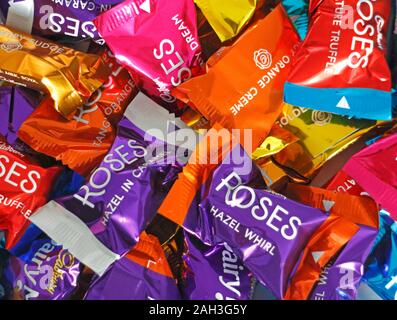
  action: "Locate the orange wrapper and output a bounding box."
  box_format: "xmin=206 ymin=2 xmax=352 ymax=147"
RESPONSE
xmin=173 ymin=4 xmax=300 ymax=152
xmin=17 ymin=50 xmax=138 ymax=176
xmin=126 ymin=232 xmax=175 ymax=279
xmin=0 ymin=25 xmax=109 ymax=117
xmin=282 ymin=183 xmax=379 ymax=300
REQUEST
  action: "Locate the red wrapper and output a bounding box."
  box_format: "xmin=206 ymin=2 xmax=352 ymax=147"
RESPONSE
xmin=0 ymin=136 xmax=61 ymax=249
xmin=18 ymin=49 xmax=139 ymax=176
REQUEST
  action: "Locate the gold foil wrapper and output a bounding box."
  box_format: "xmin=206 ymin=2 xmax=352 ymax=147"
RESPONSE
xmin=195 ymin=0 xmax=263 ymax=42
xmin=197 ymin=8 xmax=224 ymax=60
xmin=257 ymin=103 xmax=378 ymax=184
xmin=0 ymin=25 xmax=109 ymax=117
xmin=252 ymin=123 xmax=298 ymax=160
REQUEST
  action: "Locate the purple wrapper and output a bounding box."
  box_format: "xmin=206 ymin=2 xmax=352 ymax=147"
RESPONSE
xmin=30 ymin=93 xmax=199 ymax=276
xmin=0 ymin=86 xmax=40 ymax=144
xmin=84 ymin=255 xmax=181 ymax=300
xmin=309 ymin=225 xmax=378 ymax=300
xmin=0 ymin=0 xmax=123 ymax=44
xmin=0 ymin=237 xmax=80 ymax=300
xmin=163 ymin=142 xmax=329 ymax=299
xmin=182 ymin=232 xmax=253 ymax=300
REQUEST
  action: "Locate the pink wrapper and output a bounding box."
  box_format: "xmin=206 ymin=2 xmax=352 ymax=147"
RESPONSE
xmin=344 ymin=132 xmax=397 ymax=219
xmin=94 ymin=0 xmax=204 ymax=114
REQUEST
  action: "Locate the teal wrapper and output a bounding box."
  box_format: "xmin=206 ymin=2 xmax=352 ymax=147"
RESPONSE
xmin=363 ymin=211 xmax=397 ymax=300
xmin=281 ymin=0 xmax=309 ymax=39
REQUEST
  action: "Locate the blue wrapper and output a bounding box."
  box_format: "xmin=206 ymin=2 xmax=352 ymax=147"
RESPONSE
xmin=0 ymin=232 xmax=80 ymax=300
xmin=281 ymin=0 xmax=309 ymax=40
xmin=0 ymin=233 xmax=5 ymax=250
xmin=363 ymin=211 xmax=397 ymax=300
xmin=49 ymin=169 xmax=85 ymax=200
xmin=9 ymin=225 xmax=43 ymax=258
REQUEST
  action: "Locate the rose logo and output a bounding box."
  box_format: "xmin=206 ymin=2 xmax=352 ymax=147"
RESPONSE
xmin=254 ymin=49 xmax=272 ymax=70
xmin=1 ymin=41 xmax=22 ymax=53
xmin=311 ymin=110 xmax=332 ymax=126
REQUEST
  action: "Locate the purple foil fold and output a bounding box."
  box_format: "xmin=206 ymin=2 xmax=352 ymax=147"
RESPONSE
xmin=0 ymin=86 xmax=40 ymax=144
xmin=84 ymin=256 xmax=181 ymax=300
xmin=182 ymin=232 xmax=253 ymax=300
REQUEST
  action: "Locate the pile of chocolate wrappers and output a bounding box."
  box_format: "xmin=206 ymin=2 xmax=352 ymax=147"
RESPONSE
xmin=0 ymin=0 xmax=396 ymax=301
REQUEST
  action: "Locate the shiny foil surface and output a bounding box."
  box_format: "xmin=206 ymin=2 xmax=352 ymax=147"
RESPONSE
xmin=0 ymin=25 xmax=109 ymax=117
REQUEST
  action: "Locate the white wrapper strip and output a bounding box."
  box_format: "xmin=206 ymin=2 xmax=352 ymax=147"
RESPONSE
xmin=29 ymin=201 xmax=120 ymax=276
xmin=6 ymin=0 xmax=34 ymax=34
